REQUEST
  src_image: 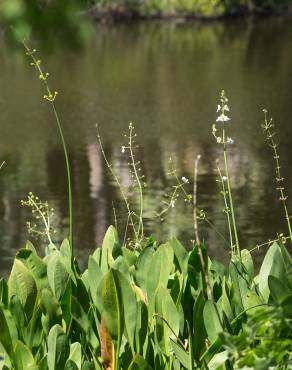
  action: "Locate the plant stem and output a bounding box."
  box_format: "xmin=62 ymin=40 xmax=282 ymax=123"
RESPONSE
xmin=23 ymin=42 xmax=73 ymax=251
xmin=128 ymin=123 xmax=144 ymax=241
xmin=222 ymin=125 xmax=240 ymax=257
xmin=193 ymin=154 xmax=201 ymax=245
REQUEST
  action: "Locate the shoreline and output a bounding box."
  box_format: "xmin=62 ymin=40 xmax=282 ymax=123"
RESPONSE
xmin=88 ymin=5 xmax=292 ymax=23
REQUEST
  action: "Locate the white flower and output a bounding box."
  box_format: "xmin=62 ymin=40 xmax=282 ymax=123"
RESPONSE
xmin=121 ymin=146 xmax=126 ymax=153
xmin=227 ymin=137 xmax=234 ymax=144
xmin=181 ymin=176 xmax=189 ymax=184
xmin=216 ymin=114 xmax=230 ymax=122
xmin=217 ymin=137 xmax=222 ymax=143
xmin=222 ymin=176 xmax=228 ymax=181
xmin=224 ymin=104 xmax=230 ymax=111
xmin=216 ymin=104 xmax=221 ymax=112
xmin=170 ymin=200 xmax=175 ymax=208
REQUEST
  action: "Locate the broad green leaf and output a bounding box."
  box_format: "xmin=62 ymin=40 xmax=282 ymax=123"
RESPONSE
xmin=8 ymin=258 xmax=37 ymax=320
xmin=9 ymin=295 xmax=26 ymax=330
xmin=47 ymin=252 xmax=70 ymax=300
xmin=240 ymin=249 xmax=254 ymax=282
xmin=60 ymin=239 xmax=77 ymax=286
xmin=203 ymin=300 xmax=222 ymax=343
xmin=147 ymin=243 xmax=174 ymax=318
xmin=0 ymin=279 xmax=8 ymax=306
xmin=134 ymin=246 xmax=155 ymax=292
xmin=81 ymin=361 xmax=94 ymax=370
xmin=0 ymin=304 xmax=18 ymax=360
xmin=155 ymin=286 xmax=180 ymax=354
xmin=40 ymin=289 xmax=62 ymax=335
xmin=193 ymin=291 xmax=207 ymax=360
xmin=47 ymin=324 xmax=70 ymax=370
xmin=169 ymin=238 xmax=189 ymax=277
xmin=258 ymin=242 xmax=285 ymax=302
xmin=100 ymin=269 xmax=123 ymax=342
xmin=71 ymin=296 xmax=99 ymax=349
xmin=127 ymin=354 xmax=153 ymax=370
xmin=268 ymin=275 xmax=291 ymax=303
xmin=115 ymin=271 xmax=137 ymax=352
xmin=15 ymin=249 xmax=48 ymax=291
xmin=14 ymin=340 xmax=38 ymax=370
xmin=207 ymin=350 xmax=229 ymax=370
xmin=64 ymin=360 xmax=78 ymax=370
xmin=88 ymin=256 xmax=103 ymax=306
xmin=170 ymin=339 xmax=190 ymax=369
xmin=101 ymin=226 xmax=119 ymax=272
xmin=68 ymin=342 xmax=81 ymax=369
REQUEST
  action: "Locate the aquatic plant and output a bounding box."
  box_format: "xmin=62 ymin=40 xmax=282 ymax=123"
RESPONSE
xmin=23 ymin=43 xmax=74 ymax=254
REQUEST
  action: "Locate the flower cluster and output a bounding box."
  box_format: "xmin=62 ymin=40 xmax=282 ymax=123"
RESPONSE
xmin=21 ymin=192 xmax=56 ymax=244
xmin=212 ymin=90 xmax=234 ymax=145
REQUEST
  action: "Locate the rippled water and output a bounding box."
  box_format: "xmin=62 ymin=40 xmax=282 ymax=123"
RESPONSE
xmin=1 ymin=17 xmax=292 ymax=274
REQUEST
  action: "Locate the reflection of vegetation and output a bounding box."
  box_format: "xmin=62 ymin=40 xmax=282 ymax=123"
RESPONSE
xmin=90 ymin=0 xmax=291 ymax=16
xmin=0 ymin=0 xmax=291 ymax=47
xmin=0 ymin=0 xmax=93 ymax=45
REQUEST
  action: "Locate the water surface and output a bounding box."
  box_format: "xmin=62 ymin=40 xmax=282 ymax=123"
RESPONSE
xmin=1 ymin=18 xmax=292 ymax=274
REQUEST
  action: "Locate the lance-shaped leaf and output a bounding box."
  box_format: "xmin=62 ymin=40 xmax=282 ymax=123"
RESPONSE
xmin=14 ymin=341 xmax=38 ymax=370
xmin=8 ymin=258 xmax=37 ymax=320
xmin=47 ymin=324 xmax=70 ymax=370
xmin=47 ymin=252 xmax=70 ymax=300
xmin=0 ymin=304 xmax=18 ymax=361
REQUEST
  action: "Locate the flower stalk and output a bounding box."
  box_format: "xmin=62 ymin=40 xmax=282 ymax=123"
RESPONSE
xmin=23 ymin=42 xmax=73 ymax=253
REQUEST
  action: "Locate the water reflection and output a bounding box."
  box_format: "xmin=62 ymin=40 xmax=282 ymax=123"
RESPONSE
xmin=1 ymin=18 xmax=292 ymax=274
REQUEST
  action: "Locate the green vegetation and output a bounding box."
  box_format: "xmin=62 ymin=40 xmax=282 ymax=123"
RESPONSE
xmin=0 ymin=227 xmax=292 ymax=369
xmin=0 ymin=0 xmax=292 ymax=45
xmin=0 ymin=47 xmax=292 ymax=369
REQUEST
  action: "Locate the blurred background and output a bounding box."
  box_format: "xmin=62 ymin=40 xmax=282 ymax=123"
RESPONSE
xmin=0 ymin=0 xmax=292 ymax=274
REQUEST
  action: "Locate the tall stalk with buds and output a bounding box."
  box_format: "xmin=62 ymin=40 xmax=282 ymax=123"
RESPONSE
xmin=23 ymin=42 xmax=73 ymax=253
xmin=261 ymin=109 xmax=292 ymax=242
xmin=212 ymin=90 xmax=240 ymax=258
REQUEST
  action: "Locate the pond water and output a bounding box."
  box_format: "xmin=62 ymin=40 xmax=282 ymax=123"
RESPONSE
xmin=1 ymin=17 xmax=292 ymax=274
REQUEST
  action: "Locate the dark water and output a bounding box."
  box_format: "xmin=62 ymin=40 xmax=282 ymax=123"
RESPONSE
xmin=1 ymin=17 xmax=292 ymax=274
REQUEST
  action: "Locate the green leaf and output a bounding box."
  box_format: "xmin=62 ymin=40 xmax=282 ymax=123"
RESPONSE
xmin=146 ymin=243 xmax=174 ymax=318
xmin=8 ymin=258 xmax=37 ymax=320
xmin=99 ymin=269 xmax=123 ymax=342
xmin=101 ymin=226 xmax=119 ymax=272
xmin=40 ymin=289 xmax=62 ymax=335
xmin=68 ymin=343 xmax=81 ymax=369
xmin=14 ymin=341 xmax=38 ymax=370
xmin=115 ymin=271 xmax=137 ymax=353
xmin=134 ymin=246 xmax=155 ymax=292
xmin=170 ymin=339 xmax=190 ymax=369
xmin=207 ymin=350 xmax=229 ymax=370
xmin=64 ymin=360 xmax=78 ymax=370
xmin=203 ymin=300 xmax=222 ymax=343
xmin=258 ymin=242 xmax=285 ymax=302
xmin=47 ymin=324 xmax=70 ymax=370
xmin=71 ymin=296 xmax=99 ymax=349
xmin=268 ymin=275 xmax=291 ymax=303
xmin=169 ymin=238 xmax=189 ymax=277
xmin=15 ymin=249 xmax=48 ymax=291
xmin=47 ymin=252 xmax=70 ymax=300
xmin=155 ymin=286 xmax=180 ymax=354
xmin=88 ymin=256 xmax=103 ymax=307
xmin=127 ymin=354 xmax=153 ymax=370
xmin=193 ymin=291 xmax=207 ymax=360
xmin=0 ymin=279 xmax=8 ymax=306
xmin=0 ymin=304 xmax=18 ymax=361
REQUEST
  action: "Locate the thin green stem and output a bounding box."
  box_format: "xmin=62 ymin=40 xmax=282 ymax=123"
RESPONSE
xmin=262 ymin=111 xmax=292 ymax=242
xmin=222 ymin=125 xmax=240 ymax=256
xmin=23 ymin=42 xmax=73 ymax=253
xmin=96 ymin=126 xmax=139 ymax=242
xmin=217 ymin=164 xmax=234 ymax=254
xmin=128 ymin=123 xmax=144 ymax=241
